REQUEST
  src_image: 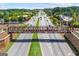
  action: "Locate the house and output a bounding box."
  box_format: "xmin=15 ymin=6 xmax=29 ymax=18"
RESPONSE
xmin=59 ymin=15 xmax=72 ymax=26
xmin=60 ymin=15 xmax=72 ymax=21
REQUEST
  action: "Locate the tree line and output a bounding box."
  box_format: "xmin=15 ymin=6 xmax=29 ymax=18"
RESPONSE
xmin=0 ymin=9 xmax=38 ymax=23
xmin=43 ymin=6 xmax=79 ymax=27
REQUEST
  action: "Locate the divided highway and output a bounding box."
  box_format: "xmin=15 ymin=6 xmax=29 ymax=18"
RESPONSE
xmin=7 ymin=10 xmax=75 ymax=56
xmin=38 ymin=11 xmax=75 ymax=56
xmin=7 ymin=14 xmax=38 ymax=56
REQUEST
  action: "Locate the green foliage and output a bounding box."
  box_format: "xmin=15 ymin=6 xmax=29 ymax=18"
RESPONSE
xmin=44 ymin=6 xmax=79 ymax=27
xmin=70 ymin=19 xmax=79 ymax=27
xmin=50 ymin=16 xmax=60 ymax=26
xmin=28 ymin=20 xmax=42 ymax=56
xmin=44 ymin=6 xmax=79 ymax=17
xmin=0 ymin=9 xmax=38 ymax=23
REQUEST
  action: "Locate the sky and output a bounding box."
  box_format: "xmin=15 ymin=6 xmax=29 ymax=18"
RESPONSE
xmin=0 ymin=3 xmax=79 ymax=9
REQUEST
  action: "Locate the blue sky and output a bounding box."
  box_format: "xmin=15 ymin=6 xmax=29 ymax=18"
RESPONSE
xmin=0 ymin=3 xmax=79 ymax=9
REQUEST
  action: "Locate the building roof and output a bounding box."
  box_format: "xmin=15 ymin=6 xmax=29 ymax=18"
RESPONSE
xmin=23 ymin=15 xmax=28 ymax=17
xmin=60 ymin=15 xmax=72 ymax=21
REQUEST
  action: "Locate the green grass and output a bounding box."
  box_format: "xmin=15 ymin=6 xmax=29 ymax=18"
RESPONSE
xmin=28 ymin=33 xmax=42 ymax=56
xmin=32 ymin=33 xmax=38 ymax=39
xmin=36 ymin=19 xmax=39 ymax=27
xmin=28 ymin=20 xmax=42 ymax=56
xmin=19 ymin=24 xmax=28 ymax=27
xmin=6 ymin=42 xmax=13 ymax=52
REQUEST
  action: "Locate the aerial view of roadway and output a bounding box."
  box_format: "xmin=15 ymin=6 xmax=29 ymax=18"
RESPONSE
xmin=1 ymin=3 xmax=79 ymax=56
xmin=7 ymin=11 xmax=75 ymax=56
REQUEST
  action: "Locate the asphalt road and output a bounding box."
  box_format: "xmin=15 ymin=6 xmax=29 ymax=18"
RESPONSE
xmin=7 ymin=34 xmax=32 ymax=56
xmin=7 ymin=10 xmax=75 ymax=56
xmin=7 ymin=14 xmax=38 ymax=56
xmin=38 ymin=11 xmax=75 ymax=56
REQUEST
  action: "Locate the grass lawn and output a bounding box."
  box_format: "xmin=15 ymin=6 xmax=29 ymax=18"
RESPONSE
xmin=36 ymin=20 xmax=39 ymax=27
xmin=28 ymin=19 xmax=42 ymax=56
xmin=28 ymin=33 xmax=42 ymax=56
xmin=19 ymin=24 xmax=28 ymax=27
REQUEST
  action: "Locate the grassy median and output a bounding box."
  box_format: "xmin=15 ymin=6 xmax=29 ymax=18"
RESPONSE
xmin=28 ymin=19 xmax=42 ymax=56
xmin=28 ymin=33 xmax=42 ymax=56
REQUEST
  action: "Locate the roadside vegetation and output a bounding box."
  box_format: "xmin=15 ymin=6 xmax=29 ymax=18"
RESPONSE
xmin=0 ymin=9 xmax=38 ymax=23
xmin=50 ymin=15 xmax=60 ymax=26
xmin=28 ymin=33 xmax=42 ymax=56
xmin=43 ymin=6 xmax=79 ymax=27
xmin=28 ymin=19 xmax=42 ymax=56
xmin=6 ymin=33 xmax=19 ymax=52
xmin=70 ymin=19 xmax=79 ymax=27
xmin=6 ymin=23 xmax=29 ymax=52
